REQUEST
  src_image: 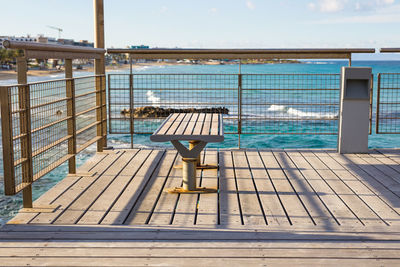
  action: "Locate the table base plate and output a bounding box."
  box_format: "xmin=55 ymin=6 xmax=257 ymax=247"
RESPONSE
xmin=166 ymin=187 xmax=218 ymax=194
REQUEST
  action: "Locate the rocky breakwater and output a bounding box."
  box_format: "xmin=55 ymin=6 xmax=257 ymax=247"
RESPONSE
xmin=121 ymin=106 xmax=229 ymax=118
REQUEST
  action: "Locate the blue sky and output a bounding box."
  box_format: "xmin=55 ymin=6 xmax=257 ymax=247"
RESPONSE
xmin=2 ymin=0 xmax=400 ymax=59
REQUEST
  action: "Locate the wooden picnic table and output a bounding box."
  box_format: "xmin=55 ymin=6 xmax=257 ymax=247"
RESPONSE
xmin=150 ymin=113 xmax=224 ymax=193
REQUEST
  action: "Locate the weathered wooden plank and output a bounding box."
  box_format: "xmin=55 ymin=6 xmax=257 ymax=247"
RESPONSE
xmin=29 ymin=152 xmax=122 ymax=224
xmin=195 ymin=150 xmax=219 ymax=225
xmin=232 ymin=150 xmax=266 ymax=225
xmin=101 ymin=149 xmax=168 ymax=225
xmin=276 ymin=151 xmax=336 ymax=226
xmin=259 ymin=151 xmax=314 ymax=225
xmin=3 ymin=240 xmax=400 ymax=249
xmin=316 ymin=152 xmax=400 ymax=225
xmin=244 ymin=151 xmax=288 ymax=226
xmin=313 ymin=151 xmax=386 ymax=226
xmin=77 ymin=149 xmax=151 ymax=224
xmin=7 ymin=153 xmax=108 ymax=225
xmin=53 ymin=151 xmax=136 ymax=224
xmin=354 ymin=153 xmax=400 ymax=184
xmin=0 ymin=257 xmax=397 ymax=267
xmin=368 ymin=152 xmax=400 ymax=175
xmin=2 ymin=247 xmax=400 ymax=258
xmin=2 ymin=227 xmax=400 ymax=240
xmin=145 ymin=155 xmax=182 ymax=225
xmin=219 ymin=150 xmax=242 ymax=226
xmin=122 ymin=150 xmax=176 ymax=225
xmin=327 ymin=151 xmax=400 ymax=214
xmin=298 ymin=150 xmax=362 ymax=226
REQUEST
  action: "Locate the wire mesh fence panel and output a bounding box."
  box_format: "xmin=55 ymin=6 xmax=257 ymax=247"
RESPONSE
xmin=377 ymin=73 xmax=400 ymax=134
xmin=29 ymin=80 xmax=69 ymax=180
xmin=1 ymin=85 xmax=29 ymax=193
xmin=0 ymin=75 xmax=104 ymax=195
xmin=108 ymin=74 xmax=131 ymax=133
xmin=108 ymin=74 xmax=239 ymax=134
xmin=74 ymin=76 xmax=99 ymax=150
xmin=241 ymin=74 xmax=340 ymax=134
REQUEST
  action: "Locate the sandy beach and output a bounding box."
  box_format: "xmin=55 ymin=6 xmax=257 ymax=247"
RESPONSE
xmin=0 ymin=64 xmax=132 ymax=81
xmin=0 ymin=60 xmax=249 ymax=81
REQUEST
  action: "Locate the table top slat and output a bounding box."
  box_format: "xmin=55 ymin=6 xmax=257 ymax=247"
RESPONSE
xmin=166 ymin=113 xmax=186 ymax=135
xmin=201 ymin=113 xmax=212 ymax=135
xmin=211 ymin=114 xmax=219 ymax=136
xmin=183 ymin=113 xmax=199 ymax=135
xmin=151 ymin=113 xmax=224 ymax=143
xmin=192 ymin=113 xmax=206 ymax=136
xmin=175 ymin=113 xmax=192 ymax=136
xmin=156 ymin=114 xmax=179 ymax=135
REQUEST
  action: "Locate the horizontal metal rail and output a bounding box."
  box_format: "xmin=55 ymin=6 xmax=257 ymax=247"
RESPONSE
xmin=380 ymin=48 xmax=400 ymax=53
xmin=107 ymin=48 xmax=375 ymax=60
xmin=3 ymin=40 xmax=105 ymax=59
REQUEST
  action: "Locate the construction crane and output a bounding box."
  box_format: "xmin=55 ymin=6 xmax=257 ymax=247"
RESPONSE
xmin=47 ymin=25 xmax=63 ymax=39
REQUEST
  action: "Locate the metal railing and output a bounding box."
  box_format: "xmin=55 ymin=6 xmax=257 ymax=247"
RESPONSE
xmin=108 ymin=73 xmax=343 ymax=143
xmin=0 ymin=75 xmax=106 ymax=196
xmin=377 ymin=73 xmax=400 ymax=134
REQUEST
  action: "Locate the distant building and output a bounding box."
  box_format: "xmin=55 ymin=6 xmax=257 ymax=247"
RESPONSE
xmin=0 ymin=35 xmax=94 ymax=48
xmin=74 ymin=40 xmax=94 ymax=47
xmin=0 ymin=36 xmax=37 ymax=48
xmin=130 ymin=45 xmax=150 ymax=49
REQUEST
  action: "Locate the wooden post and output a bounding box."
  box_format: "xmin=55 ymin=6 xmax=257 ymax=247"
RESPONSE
xmin=65 ymin=59 xmax=77 ymax=174
xmin=94 ymin=0 xmax=107 ymax=149
xmin=0 ymin=86 xmax=15 ymax=195
xmin=96 ymin=75 xmax=103 ymax=152
xmin=17 ymin=57 xmax=33 ymax=208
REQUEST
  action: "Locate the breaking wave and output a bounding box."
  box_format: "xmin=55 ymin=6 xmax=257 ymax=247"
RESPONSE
xmin=267 ymin=105 xmax=338 ymax=119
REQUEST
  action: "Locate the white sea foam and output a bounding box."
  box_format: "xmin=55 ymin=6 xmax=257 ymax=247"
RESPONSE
xmin=146 ymin=90 xmax=161 ymax=107
xmin=267 ymin=105 xmax=287 ymax=112
xmin=287 ymin=108 xmax=337 ymax=119
xmin=135 ymin=66 xmax=150 ymax=72
xmin=267 ymin=105 xmax=338 ymax=119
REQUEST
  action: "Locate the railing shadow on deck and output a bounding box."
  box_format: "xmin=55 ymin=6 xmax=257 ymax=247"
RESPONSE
xmin=336 ymin=152 xmax=400 ymax=209
xmin=108 ymin=149 xmax=173 ymax=225
xmin=272 ymin=152 xmax=337 ymax=231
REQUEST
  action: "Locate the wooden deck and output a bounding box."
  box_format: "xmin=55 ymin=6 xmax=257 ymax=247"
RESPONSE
xmin=1 ymin=148 xmax=400 ymax=266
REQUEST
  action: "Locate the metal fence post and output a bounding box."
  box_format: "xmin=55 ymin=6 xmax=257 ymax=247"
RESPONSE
xmin=129 ymin=73 xmax=134 ymax=149
xmin=376 ymin=73 xmax=381 ymax=134
xmin=369 ymin=74 xmax=374 ymax=135
xmin=238 ymin=73 xmax=242 ymax=148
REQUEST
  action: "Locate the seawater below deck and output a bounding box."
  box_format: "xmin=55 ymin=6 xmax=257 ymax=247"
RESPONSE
xmin=1 ymin=148 xmax=400 ymax=265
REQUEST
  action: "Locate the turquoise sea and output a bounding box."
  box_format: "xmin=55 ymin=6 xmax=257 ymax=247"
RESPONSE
xmin=1 ymin=60 xmax=400 ymax=225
